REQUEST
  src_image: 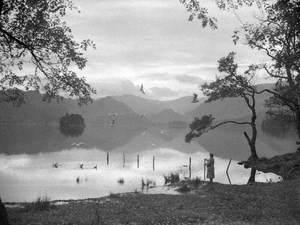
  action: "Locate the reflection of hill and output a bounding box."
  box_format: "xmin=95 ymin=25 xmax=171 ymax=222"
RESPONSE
xmin=149 ymin=109 xmax=187 ymax=125
xmin=113 ymin=127 xmax=203 ymax=154
xmin=0 ymin=124 xmax=145 ymax=154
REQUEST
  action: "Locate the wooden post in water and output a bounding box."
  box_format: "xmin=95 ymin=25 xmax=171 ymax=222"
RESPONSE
xmin=107 ymin=152 xmax=109 ymax=165
xmin=123 ymin=152 xmax=125 ymax=168
xmin=226 ymin=159 xmax=232 ymax=184
xmin=153 ymin=155 xmax=155 ymax=171
xmin=203 ymin=159 xmax=206 ymax=181
xmin=189 ymin=157 xmax=192 ymax=179
xmin=137 ymin=154 xmax=139 ymax=168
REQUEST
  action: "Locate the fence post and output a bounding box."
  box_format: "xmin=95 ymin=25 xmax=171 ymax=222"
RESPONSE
xmin=204 ymin=159 xmax=206 ymax=181
xmin=153 ymin=155 xmax=155 ymax=171
xmin=107 ymin=152 xmax=109 ymax=165
xmin=226 ymin=159 xmax=232 ymax=184
xmin=189 ymin=157 xmax=191 ymax=179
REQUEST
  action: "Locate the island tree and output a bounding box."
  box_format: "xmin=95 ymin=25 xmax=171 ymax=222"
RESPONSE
xmin=0 ymin=0 xmax=95 ymax=105
xmin=59 ymin=113 xmax=85 ymax=137
xmin=185 ymin=52 xmax=260 ymax=183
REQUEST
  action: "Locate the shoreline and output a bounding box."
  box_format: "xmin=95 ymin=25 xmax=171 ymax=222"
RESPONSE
xmin=7 ymin=179 xmax=300 ymax=225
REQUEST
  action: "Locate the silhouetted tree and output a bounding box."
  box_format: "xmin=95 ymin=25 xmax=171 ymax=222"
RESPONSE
xmin=59 ymin=113 xmax=85 ymax=137
xmin=181 ymin=1 xmax=300 ymax=141
xmin=185 ymin=52 xmax=260 ymax=183
xmin=234 ymin=0 xmax=300 ymax=143
xmin=0 ymin=0 xmax=95 ymax=105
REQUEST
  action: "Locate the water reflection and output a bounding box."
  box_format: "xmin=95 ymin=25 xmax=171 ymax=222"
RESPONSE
xmin=0 ymin=148 xmax=280 ymax=202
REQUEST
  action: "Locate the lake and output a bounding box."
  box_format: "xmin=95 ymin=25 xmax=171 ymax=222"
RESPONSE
xmin=0 ymin=125 xmax=281 ymax=202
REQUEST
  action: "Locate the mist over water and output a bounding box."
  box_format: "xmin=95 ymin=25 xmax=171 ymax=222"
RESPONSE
xmin=0 ymin=125 xmax=281 ymax=202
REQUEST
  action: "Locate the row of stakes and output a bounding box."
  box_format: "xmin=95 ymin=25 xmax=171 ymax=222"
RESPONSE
xmin=105 ymin=152 xmax=192 ymax=178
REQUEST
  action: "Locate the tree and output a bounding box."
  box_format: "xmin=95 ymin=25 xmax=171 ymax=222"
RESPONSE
xmin=185 ymin=52 xmax=260 ymax=183
xmin=180 ymin=0 xmax=268 ymax=29
xmin=0 ymin=0 xmax=95 ymax=105
xmin=235 ymin=0 xmax=300 ymax=142
xmin=59 ymin=113 xmax=85 ymax=137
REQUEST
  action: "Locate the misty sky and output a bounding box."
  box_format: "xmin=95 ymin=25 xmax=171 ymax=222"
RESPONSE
xmin=66 ymin=0 xmax=269 ymax=100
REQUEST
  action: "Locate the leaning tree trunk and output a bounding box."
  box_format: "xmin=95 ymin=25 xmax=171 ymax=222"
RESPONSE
xmin=248 ymin=168 xmax=257 ymax=184
xmin=243 ymin=129 xmax=258 ymax=184
xmin=247 ymin=150 xmax=258 ymax=184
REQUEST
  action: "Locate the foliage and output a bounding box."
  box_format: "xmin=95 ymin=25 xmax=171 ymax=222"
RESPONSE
xmin=185 ymin=53 xmax=257 ymax=151
xmin=185 ymin=52 xmax=260 ymax=183
xmin=180 ymin=0 xmax=267 ymax=29
xmin=0 ymin=0 xmax=96 ymax=105
xmin=185 ymin=115 xmax=214 ymax=143
xmin=59 ymin=113 xmax=85 ymax=137
xmin=164 ymin=173 xmax=180 ymax=185
xmin=235 ymin=0 xmax=300 ymax=138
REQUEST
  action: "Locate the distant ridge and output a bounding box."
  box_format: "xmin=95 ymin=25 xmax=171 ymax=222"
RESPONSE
xmin=113 ymin=95 xmax=203 ymax=115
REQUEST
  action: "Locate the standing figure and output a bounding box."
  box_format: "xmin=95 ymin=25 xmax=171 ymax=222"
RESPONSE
xmin=205 ymin=153 xmax=215 ymax=183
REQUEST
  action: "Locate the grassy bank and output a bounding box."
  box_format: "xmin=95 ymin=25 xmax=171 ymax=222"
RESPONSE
xmin=7 ymin=179 xmax=300 ymax=225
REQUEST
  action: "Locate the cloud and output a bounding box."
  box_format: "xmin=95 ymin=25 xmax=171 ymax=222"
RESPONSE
xmin=64 ymin=0 xmax=269 ymax=100
xmin=174 ymin=74 xmax=205 ymax=84
xmin=91 ymin=79 xmax=140 ymax=98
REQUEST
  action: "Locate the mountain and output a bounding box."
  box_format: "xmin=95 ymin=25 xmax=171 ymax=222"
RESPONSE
xmin=149 ymin=108 xmax=187 ymax=124
xmin=113 ymin=95 xmax=202 ymax=115
xmin=0 ymin=91 xmax=70 ymax=124
xmin=0 ymin=91 xmax=148 ymax=154
xmin=0 ymin=91 xmax=142 ymax=124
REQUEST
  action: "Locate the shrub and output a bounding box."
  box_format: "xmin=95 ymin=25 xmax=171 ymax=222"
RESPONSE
xmin=24 ymin=196 xmax=53 ymax=211
xmin=164 ymin=173 xmax=180 ymax=185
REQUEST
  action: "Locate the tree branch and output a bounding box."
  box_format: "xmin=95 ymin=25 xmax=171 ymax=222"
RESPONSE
xmin=256 ymin=88 xmax=297 ymax=109
xmin=263 ymin=65 xmax=287 ymax=79
xmin=243 ymin=131 xmax=251 ymax=146
xmin=210 ymin=120 xmax=251 ymax=130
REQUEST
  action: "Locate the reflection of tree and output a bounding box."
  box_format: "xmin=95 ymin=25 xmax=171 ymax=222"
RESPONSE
xmin=261 ymin=117 xmax=293 ymax=138
xmin=59 ymin=113 xmax=85 ymax=137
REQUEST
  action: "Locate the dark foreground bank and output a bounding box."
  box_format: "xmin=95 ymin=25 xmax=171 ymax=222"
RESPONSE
xmin=7 ymin=179 xmax=300 ymax=225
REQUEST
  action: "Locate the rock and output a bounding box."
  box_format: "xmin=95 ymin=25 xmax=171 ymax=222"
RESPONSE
xmin=239 ymin=151 xmax=300 ymax=180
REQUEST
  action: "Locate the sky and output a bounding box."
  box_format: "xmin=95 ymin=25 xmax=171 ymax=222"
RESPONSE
xmin=65 ymin=0 xmax=270 ymax=100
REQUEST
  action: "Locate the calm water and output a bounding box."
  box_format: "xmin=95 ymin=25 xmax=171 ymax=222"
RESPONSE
xmin=0 ymin=125 xmax=281 ymax=202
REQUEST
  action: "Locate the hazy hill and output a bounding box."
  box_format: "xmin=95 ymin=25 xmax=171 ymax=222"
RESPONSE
xmin=186 ymin=86 xmax=272 ymax=121
xmin=0 ymin=91 xmax=148 ymax=154
xmin=0 ymin=91 xmax=148 ymax=125
xmin=113 ymin=95 xmax=201 ymax=115
xmin=149 ymin=108 xmax=187 ymax=124
xmin=0 ymin=91 xmax=70 ymax=124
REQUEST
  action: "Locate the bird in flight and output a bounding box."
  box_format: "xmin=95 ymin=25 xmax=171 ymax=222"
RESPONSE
xmin=140 ymin=84 xmax=146 ymax=95
xmin=192 ymin=93 xmax=199 ymax=103
xmin=71 ymin=142 xmax=85 ymax=147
